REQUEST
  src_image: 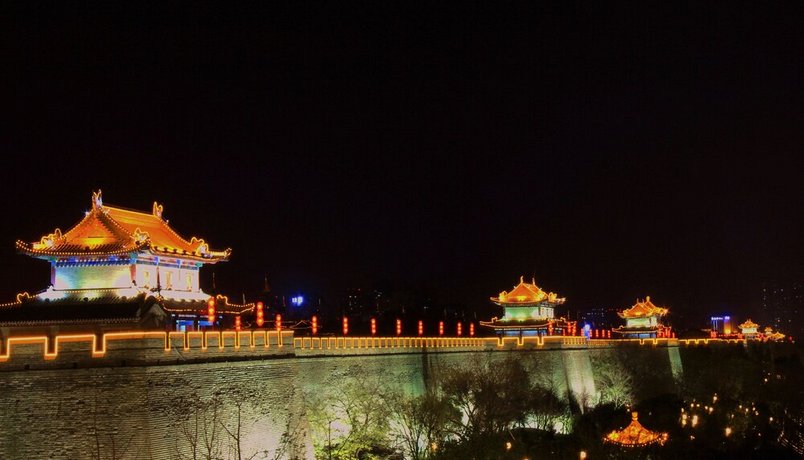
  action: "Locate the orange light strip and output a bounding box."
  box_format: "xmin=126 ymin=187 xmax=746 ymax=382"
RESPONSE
xmin=0 ymin=332 xmax=745 ymax=362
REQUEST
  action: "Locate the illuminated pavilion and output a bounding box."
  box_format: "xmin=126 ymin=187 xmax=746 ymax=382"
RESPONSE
xmin=480 ymin=276 xmax=575 ymax=336
xmin=0 ymin=190 xmax=253 ymax=334
xmin=738 ymin=318 xmax=759 ymax=340
xmin=763 ymin=326 xmax=786 ymax=342
xmin=612 ymin=296 xmax=670 ymax=339
xmin=604 ymin=412 xmax=668 ymax=447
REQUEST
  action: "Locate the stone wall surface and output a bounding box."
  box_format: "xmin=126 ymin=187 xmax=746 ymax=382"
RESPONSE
xmin=0 ymin=335 xmax=749 ymax=459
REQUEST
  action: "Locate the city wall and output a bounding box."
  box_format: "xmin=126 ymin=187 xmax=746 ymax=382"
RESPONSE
xmin=0 ymin=329 xmax=742 ymax=372
xmin=0 ymin=331 xmax=750 ymax=459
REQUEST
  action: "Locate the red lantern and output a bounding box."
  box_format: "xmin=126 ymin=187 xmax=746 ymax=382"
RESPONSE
xmin=396 ymin=319 xmax=402 ymax=336
xmin=457 ymin=322 xmax=462 ymax=336
xmin=276 ymin=314 xmax=282 ymax=334
xmin=207 ymin=298 xmax=216 ymax=324
xmin=438 ymin=321 xmax=444 ymax=336
xmin=312 ymin=315 xmax=318 ymax=335
xmin=371 ymin=318 xmax=377 ymax=336
xmin=548 ymin=322 xmax=554 ymax=336
xmin=255 ymin=301 xmax=264 ymax=327
xmin=469 ymin=322 xmax=475 ymax=337
xmin=342 ymin=316 xmax=349 ymax=336
xmin=418 ymin=320 xmax=424 ymax=336
xmin=235 ymin=316 xmax=241 ymax=331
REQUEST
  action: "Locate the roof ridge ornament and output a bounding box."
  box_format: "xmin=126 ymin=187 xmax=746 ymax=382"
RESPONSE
xmin=190 ymin=236 xmax=209 ymax=255
xmin=91 ymin=190 xmax=103 ymax=210
xmin=34 ymin=228 xmax=64 ymax=250
xmin=132 ymin=227 xmax=150 ymax=245
xmin=152 ymin=202 xmax=164 ymax=219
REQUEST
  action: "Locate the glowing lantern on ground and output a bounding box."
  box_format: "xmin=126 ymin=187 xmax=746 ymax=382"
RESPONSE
xmin=343 ymin=316 xmax=349 ymax=336
xmin=235 ymin=316 xmax=241 ymax=331
xmin=371 ymin=318 xmax=377 ymax=336
xmin=276 ymin=314 xmax=282 ymax=334
xmin=439 ymin=321 xmax=444 ymax=336
xmin=396 ymin=319 xmax=402 ymax=336
xmin=457 ymin=322 xmax=462 ymax=336
xmin=207 ymin=298 xmax=216 ymax=324
xmin=312 ymin=315 xmax=318 ymax=335
xmin=469 ymin=322 xmax=475 ymax=337
xmin=255 ymin=301 xmax=264 ymax=327
xmin=418 ymin=320 xmax=424 ymax=336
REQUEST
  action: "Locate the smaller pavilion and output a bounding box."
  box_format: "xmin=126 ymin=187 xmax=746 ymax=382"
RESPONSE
xmin=612 ymin=296 xmax=670 ymax=339
xmin=763 ymin=326 xmax=786 ymax=342
xmin=604 ymin=412 xmax=668 ymax=447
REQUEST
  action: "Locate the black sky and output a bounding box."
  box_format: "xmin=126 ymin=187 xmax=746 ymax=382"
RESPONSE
xmin=2 ymin=2 xmax=803 ymax=322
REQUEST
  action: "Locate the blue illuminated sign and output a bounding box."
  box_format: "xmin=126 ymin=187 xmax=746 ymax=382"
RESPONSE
xmin=291 ymin=296 xmax=304 ymax=306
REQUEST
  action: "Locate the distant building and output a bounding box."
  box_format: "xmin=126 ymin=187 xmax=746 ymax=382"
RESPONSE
xmin=612 ymin=296 xmax=670 ymax=339
xmin=344 ymin=288 xmax=385 ymax=318
xmin=761 ymin=281 xmax=803 ymax=338
xmin=710 ymin=315 xmax=733 ymax=335
xmin=480 ymin=276 xmax=575 ymax=336
xmin=579 ymin=307 xmax=619 ymax=330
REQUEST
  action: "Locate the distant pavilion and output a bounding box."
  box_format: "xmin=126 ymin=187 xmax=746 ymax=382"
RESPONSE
xmin=612 ymin=296 xmax=670 ymax=339
xmin=738 ymin=319 xmax=759 ymax=339
xmin=480 ymin=276 xmax=574 ymax=337
xmin=604 ymin=412 xmax=668 ymax=447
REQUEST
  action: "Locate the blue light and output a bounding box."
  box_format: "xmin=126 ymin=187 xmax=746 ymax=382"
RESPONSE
xmin=291 ymin=296 xmax=304 ymax=306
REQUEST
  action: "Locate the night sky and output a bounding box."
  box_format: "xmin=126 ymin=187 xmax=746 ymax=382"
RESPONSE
xmin=3 ymin=3 xmax=803 ymax=324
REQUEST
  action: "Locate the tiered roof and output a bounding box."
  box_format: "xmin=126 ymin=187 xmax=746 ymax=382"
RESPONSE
xmin=16 ymin=190 xmax=230 ymax=263
xmin=617 ymin=296 xmax=668 ymax=319
xmin=739 ymin=318 xmax=759 ymax=329
xmin=604 ymin=412 xmax=668 ymax=447
xmin=491 ymin=276 xmax=565 ymax=306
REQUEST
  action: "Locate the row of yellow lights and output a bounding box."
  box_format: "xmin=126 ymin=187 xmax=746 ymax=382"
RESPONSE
xmin=0 ymin=332 xmax=500 ymax=361
xmin=0 ymin=330 xmax=757 ymax=362
xmin=0 ymin=330 xmax=298 ymax=360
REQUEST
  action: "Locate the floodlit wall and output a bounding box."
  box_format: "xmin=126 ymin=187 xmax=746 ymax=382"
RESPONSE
xmin=53 ymin=265 xmax=132 ymax=290
xmin=133 ymin=262 xmax=199 ymax=291
xmin=0 ymin=335 xmax=754 ymax=460
xmin=0 ymin=332 xmax=725 ymax=372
